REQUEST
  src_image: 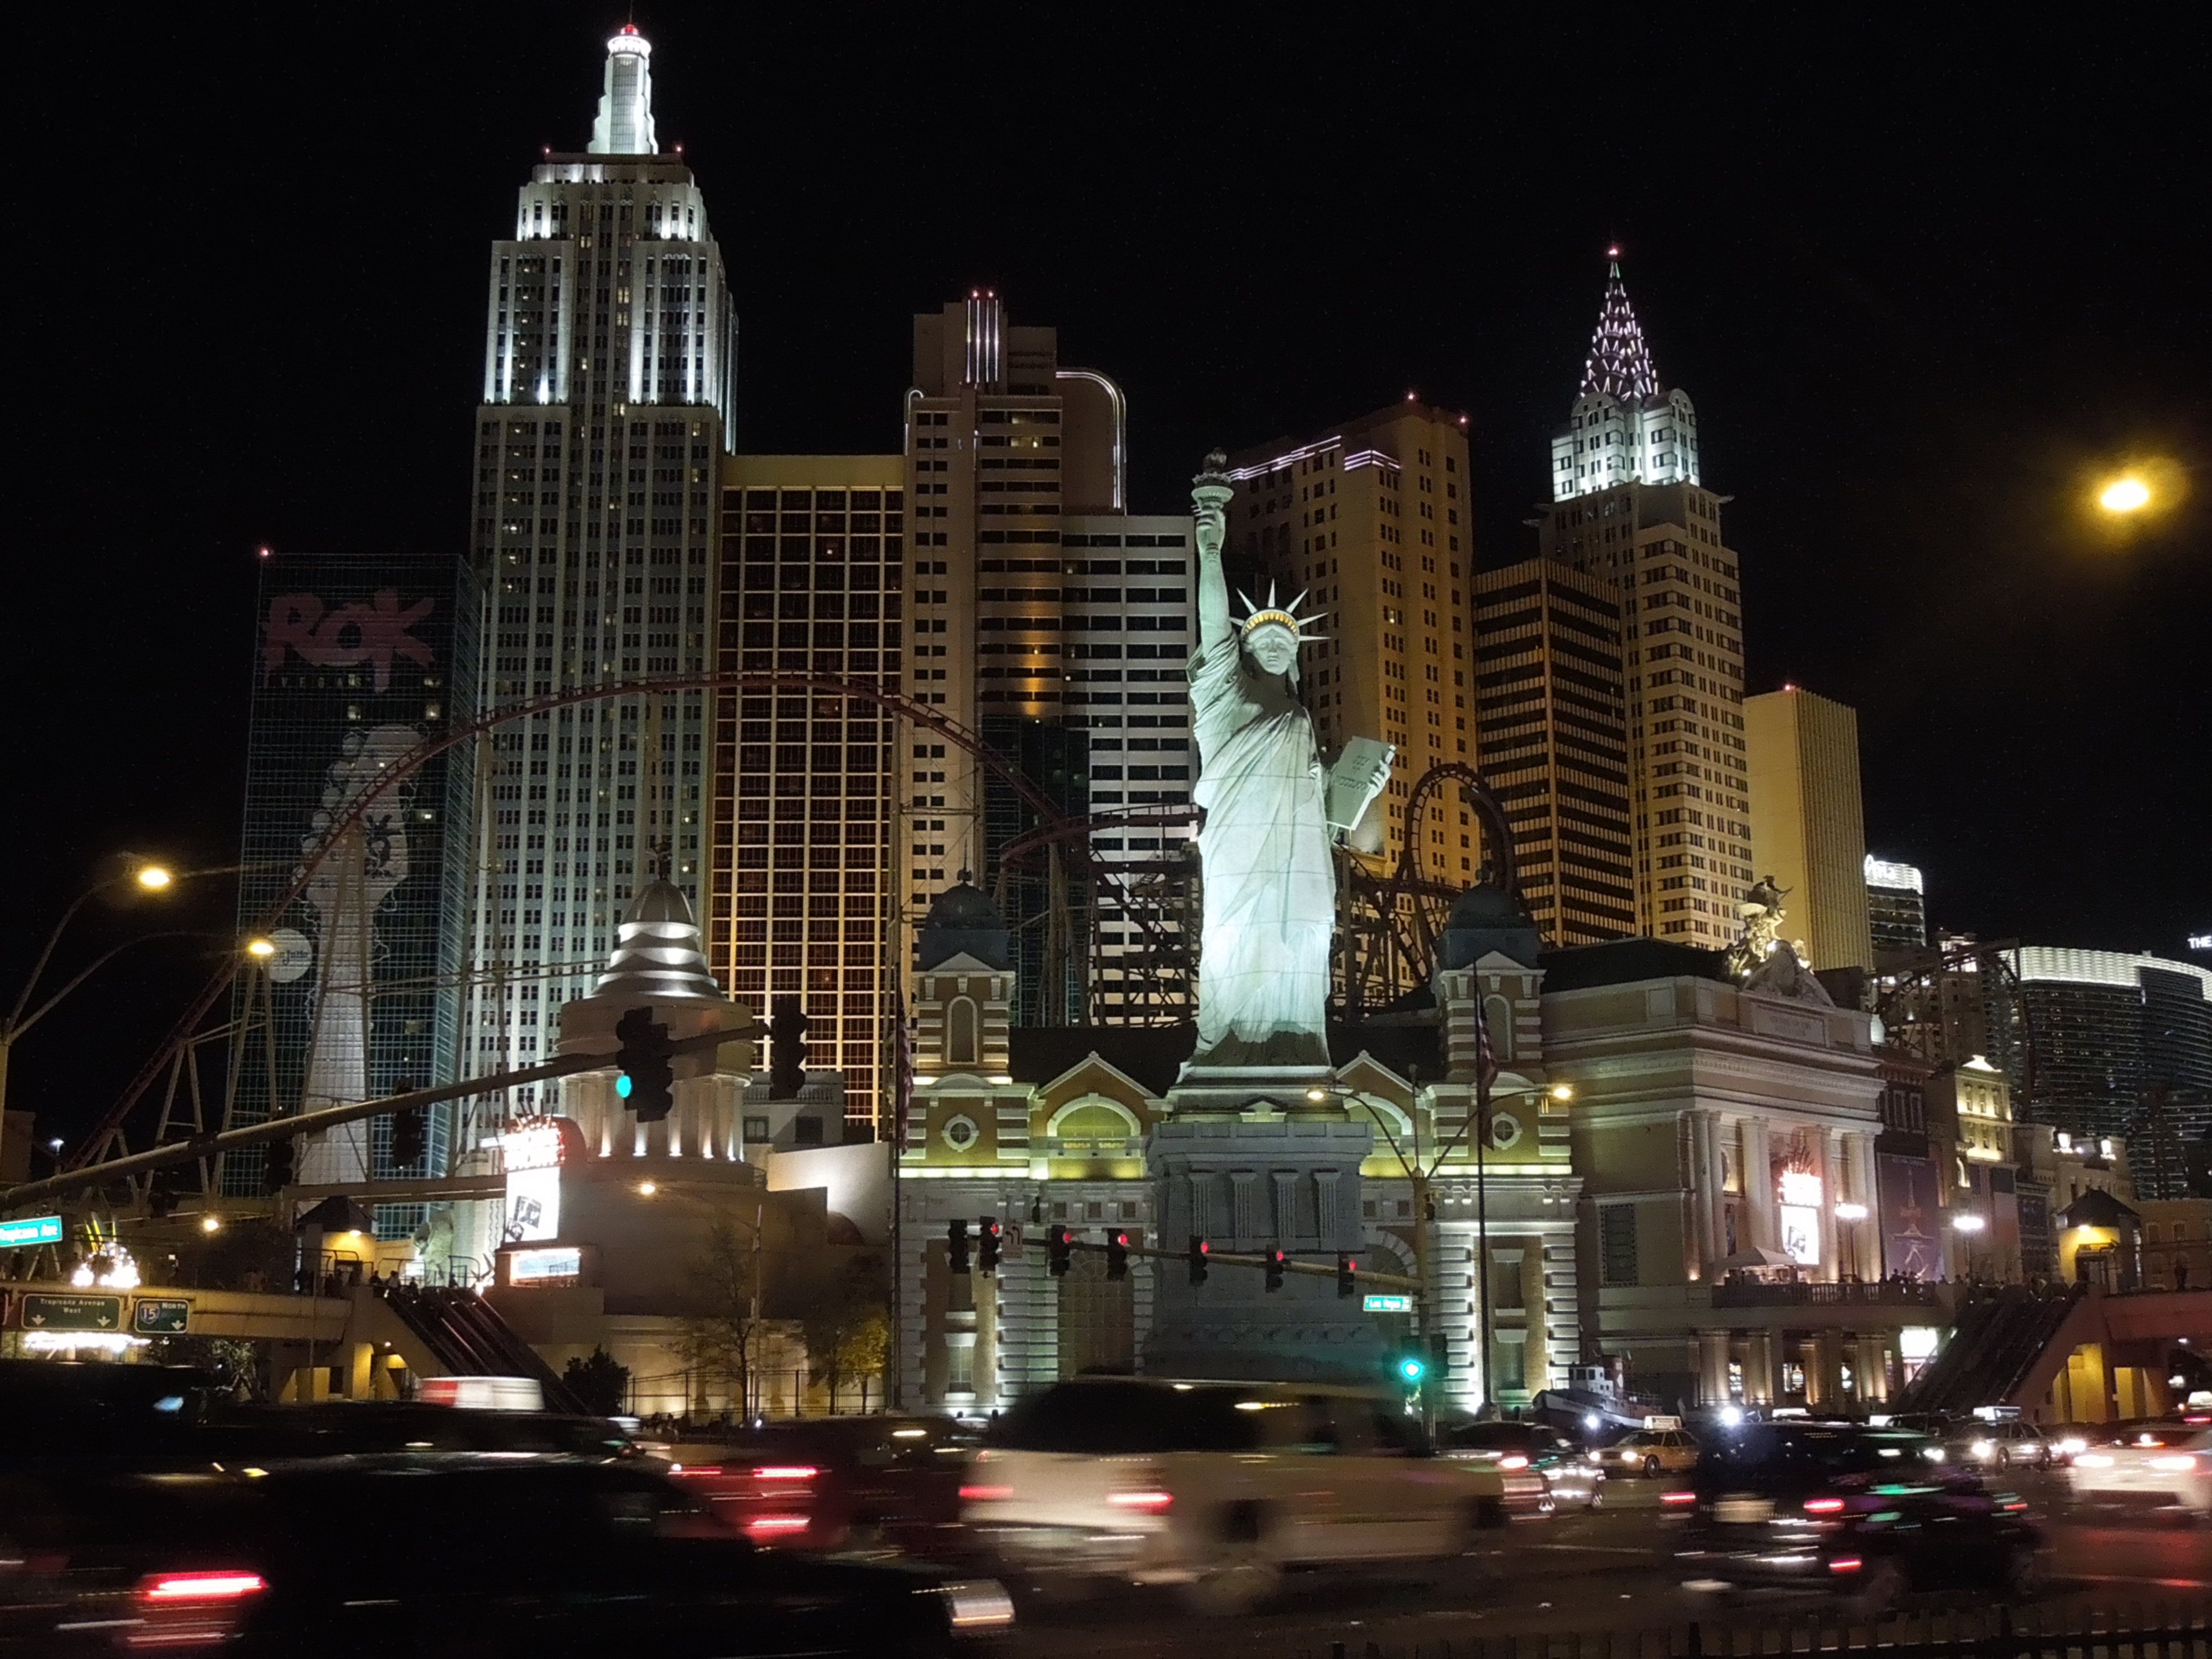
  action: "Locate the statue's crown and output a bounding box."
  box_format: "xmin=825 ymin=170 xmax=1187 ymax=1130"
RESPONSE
xmin=1236 ymin=581 xmax=1327 ymax=641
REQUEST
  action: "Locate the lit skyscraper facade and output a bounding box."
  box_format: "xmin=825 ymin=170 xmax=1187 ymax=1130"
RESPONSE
xmin=1744 ymin=686 xmax=1874 ymax=972
xmin=1234 ymin=401 xmax=1479 ymax=872
xmin=462 ymin=27 xmax=733 ymax=1127
xmin=229 ymin=551 xmax=474 ymax=1203
xmin=712 ymin=455 xmax=906 ymax=1133
xmin=1864 ymin=855 xmax=1928 ymax=956
xmin=1537 ymin=254 xmax=1751 ymax=951
xmin=1470 ymin=555 xmax=1635 ymax=946
xmin=900 ymin=295 xmax=1194 ymax=1026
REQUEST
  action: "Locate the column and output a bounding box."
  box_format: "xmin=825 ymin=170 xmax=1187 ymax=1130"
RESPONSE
xmin=1854 ymin=1332 xmax=1888 ymax=1405
xmin=1745 ymin=1118 xmax=1773 ymax=1251
xmin=1810 ymin=1330 xmax=1844 ymax=1409
xmin=1688 ymin=1110 xmax=1719 ymax=1280
xmin=1698 ymin=1329 xmax=1731 ymax=1405
xmin=1818 ymin=1128 xmax=1842 ymax=1281
xmin=1747 ymin=1327 xmax=1777 ymax=1405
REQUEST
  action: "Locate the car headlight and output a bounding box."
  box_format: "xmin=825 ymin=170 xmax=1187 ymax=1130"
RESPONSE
xmin=2057 ymin=1437 xmax=2087 ymax=1457
xmin=937 ymin=1580 xmax=1016 ymax=1631
xmin=1971 ymin=1439 xmax=1995 ymax=1460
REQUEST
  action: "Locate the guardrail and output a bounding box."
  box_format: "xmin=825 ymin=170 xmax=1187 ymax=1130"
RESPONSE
xmin=1297 ymin=1604 xmax=2211 ymax=1659
xmin=1709 ymin=1277 xmax=1942 ymax=1309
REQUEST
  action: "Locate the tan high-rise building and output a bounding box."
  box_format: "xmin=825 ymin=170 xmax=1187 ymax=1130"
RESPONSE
xmin=901 ymin=294 xmax=1195 ymax=1026
xmin=1537 ymin=254 xmax=1752 ymax=950
xmin=1230 ymin=400 xmax=1479 ymax=880
xmin=1744 ymin=685 xmax=1874 ymax=972
xmin=711 ymin=455 xmax=906 ymax=1133
xmin=1470 ymin=557 xmax=1635 ymax=946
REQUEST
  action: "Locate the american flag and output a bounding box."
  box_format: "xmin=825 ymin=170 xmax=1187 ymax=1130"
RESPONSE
xmin=1474 ymin=1001 xmax=1501 ymax=1093
xmin=891 ymin=988 xmax=916 ymax=1149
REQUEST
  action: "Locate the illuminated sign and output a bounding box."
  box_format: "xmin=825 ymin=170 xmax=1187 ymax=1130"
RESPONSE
xmin=19 ymin=1293 xmax=124 ymax=1332
xmin=510 ymin=1247 xmax=582 ymax=1285
xmin=1898 ymin=1326 xmax=1940 ymax=1360
xmin=1863 ymin=857 xmax=1923 ymax=894
xmin=2190 ymin=935 xmax=2212 ymax=953
xmin=1778 ymin=1170 xmax=1823 ymax=1208
xmin=0 ymin=1215 xmax=64 ymax=1249
xmin=261 ymin=590 xmax=434 ymax=692
xmin=497 ymin=1120 xmax=566 ymax=1244
xmin=133 ymin=1298 xmax=192 ymax=1335
xmin=1363 ymin=1293 xmax=1415 ymax=1313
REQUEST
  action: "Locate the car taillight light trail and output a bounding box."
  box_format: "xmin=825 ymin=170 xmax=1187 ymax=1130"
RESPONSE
xmin=1660 ymin=1490 xmax=1696 ymax=1506
xmin=959 ymin=1483 xmax=1014 ymax=1501
xmin=1803 ymin=1497 xmax=1846 ymax=1514
xmin=1107 ymin=1489 xmax=1175 ymax=1511
xmin=140 ymin=1572 xmax=268 ymax=1602
xmin=753 ymin=1465 xmax=818 ymax=1482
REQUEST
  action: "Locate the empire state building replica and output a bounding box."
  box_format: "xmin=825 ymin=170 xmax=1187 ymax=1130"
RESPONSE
xmin=461 ymin=25 xmax=735 ymax=1117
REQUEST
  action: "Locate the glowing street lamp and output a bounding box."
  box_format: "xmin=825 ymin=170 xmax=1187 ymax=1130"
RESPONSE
xmin=244 ymin=938 xmax=278 ymax=961
xmin=135 ymin=864 xmax=175 ymax=890
xmin=2098 ymin=476 xmax=2151 ymax=515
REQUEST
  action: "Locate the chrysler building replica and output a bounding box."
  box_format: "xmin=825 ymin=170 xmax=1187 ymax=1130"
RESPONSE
xmin=461 ymin=26 xmax=734 ymax=1123
xmin=1537 ymin=252 xmax=1752 ymax=951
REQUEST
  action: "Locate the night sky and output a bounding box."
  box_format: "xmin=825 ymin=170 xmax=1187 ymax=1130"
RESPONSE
xmin=8 ymin=7 xmax=2207 ymax=1151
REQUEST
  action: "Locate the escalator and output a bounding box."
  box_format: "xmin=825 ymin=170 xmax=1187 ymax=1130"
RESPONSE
xmin=1895 ymin=1287 xmax=2079 ymax=1413
xmin=375 ymin=1284 xmax=587 ymax=1415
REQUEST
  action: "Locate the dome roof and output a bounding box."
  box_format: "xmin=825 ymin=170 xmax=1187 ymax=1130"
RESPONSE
xmin=592 ymin=879 xmax=726 ymax=1001
xmin=924 ymin=880 xmax=1005 ymax=931
xmin=1439 ymin=881 xmax=1542 ymax=971
xmin=917 ymin=876 xmax=1012 ymax=972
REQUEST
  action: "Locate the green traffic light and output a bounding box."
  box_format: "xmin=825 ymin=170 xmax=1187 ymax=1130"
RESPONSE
xmin=616 ymin=1074 xmax=634 ymax=1098
xmin=1397 ymin=1355 xmax=1426 ymax=1384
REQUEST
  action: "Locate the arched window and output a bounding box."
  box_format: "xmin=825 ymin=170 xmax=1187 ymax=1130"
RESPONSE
xmin=947 ymin=997 xmax=979 ymax=1067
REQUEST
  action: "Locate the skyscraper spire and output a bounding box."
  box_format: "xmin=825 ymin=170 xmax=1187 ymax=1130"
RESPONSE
xmin=588 ymin=24 xmax=658 ymax=155
xmin=1577 ymin=246 xmax=1660 ymax=403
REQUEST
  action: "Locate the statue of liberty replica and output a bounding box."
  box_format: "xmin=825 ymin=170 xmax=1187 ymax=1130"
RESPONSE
xmin=1184 ymin=451 xmax=1391 ymax=1078
xmin=1146 ymin=452 xmax=1395 ymax=1381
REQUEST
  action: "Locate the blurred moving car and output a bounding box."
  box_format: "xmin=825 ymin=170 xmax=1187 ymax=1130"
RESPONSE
xmin=961 ymin=1378 xmax=1524 ymax=1613
xmin=1608 ymin=1425 xmax=1699 ymax=1478
xmin=1939 ymin=1417 xmax=2054 ymax=1472
xmin=9 ymin=1456 xmax=1013 ymax=1657
xmin=2067 ymin=1421 xmax=2212 ymax=1521
xmin=1676 ymin=1420 xmax=2042 ymax=1609
xmin=665 ymin=1415 xmax=978 ymax=1557
xmin=1436 ymin=1418 xmax=1602 ymax=1510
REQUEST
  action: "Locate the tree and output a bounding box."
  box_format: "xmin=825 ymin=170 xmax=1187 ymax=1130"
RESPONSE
xmin=562 ymin=1346 xmax=631 ymax=1418
xmin=678 ymin=1214 xmax=762 ymax=1421
xmin=800 ymin=1253 xmax=889 ymax=1413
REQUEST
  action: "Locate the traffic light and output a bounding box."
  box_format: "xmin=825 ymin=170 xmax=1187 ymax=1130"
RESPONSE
xmin=1264 ymin=1248 xmax=1287 ymax=1292
xmin=1428 ymin=1331 xmax=1452 ymax=1380
xmin=978 ymin=1217 xmax=1003 ymax=1275
xmin=1395 ymin=1351 xmax=1428 ymax=1392
xmin=948 ymin=1218 xmax=971 ymax=1275
xmin=1046 ymin=1224 xmax=1073 ymax=1278
xmin=615 ymin=1006 xmax=675 ymax=1122
xmin=390 ymin=1107 xmax=426 ymax=1171
xmin=262 ymin=1135 xmax=296 ymax=1194
xmin=1105 ymin=1230 xmax=1130 ymax=1280
xmin=769 ymin=996 xmax=812 ymax=1098
xmin=1337 ymin=1252 xmax=1358 ymax=1298
xmin=1187 ymin=1236 xmax=1209 ymax=1286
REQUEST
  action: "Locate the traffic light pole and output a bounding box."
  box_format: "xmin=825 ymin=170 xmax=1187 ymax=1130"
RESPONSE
xmin=0 ymin=1024 xmax=750 ymax=1212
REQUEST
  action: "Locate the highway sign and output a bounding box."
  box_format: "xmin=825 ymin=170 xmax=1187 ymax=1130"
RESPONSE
xmin=20 ymin=1292 xmax=124 ymax=1332
xmin=0 ymin=1215 xmax=65 ymax=1249
xmin=133 ymin=1298 xmax=192 ymax=1335
xmin=1363 ymin=1293 xmax=1415 ymax=1313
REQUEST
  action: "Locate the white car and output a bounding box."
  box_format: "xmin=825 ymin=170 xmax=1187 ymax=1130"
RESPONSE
xmin=2068 ymin=1421 xmax=2212 ymax=1521
xmin=961 ymin=1378 xmax=1527 ymax=1612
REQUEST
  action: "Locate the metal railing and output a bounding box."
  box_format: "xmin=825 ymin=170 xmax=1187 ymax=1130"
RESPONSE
xmin=1296 ymin=1605 xmax=2211 ymax=1659
xmin=1709 ymin=1277 xmax=1942 ymax=1308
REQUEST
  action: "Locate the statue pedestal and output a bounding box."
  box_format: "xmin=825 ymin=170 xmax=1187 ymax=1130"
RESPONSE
xmin=1143 ymin=1074 xmax=1383 ymax=1383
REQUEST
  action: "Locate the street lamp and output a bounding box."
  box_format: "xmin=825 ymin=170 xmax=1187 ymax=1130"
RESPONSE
xmin=245 ymin=937 xmax=278 ymax=961
xmin=2098 ymin=476 xmax=2151 ymax=514
xmin=135 ymin=864 xmax=175 ymax=891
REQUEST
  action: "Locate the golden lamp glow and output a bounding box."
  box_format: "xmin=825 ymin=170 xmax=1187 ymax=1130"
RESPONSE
xmin=245 ymin=937 xmax=277 ymax=959
xmin=637 ymin=1180 xmax=659 ymax=1197
xmin=1550 ymin=1083 xmax=1575 ymax=1101
xmin=2099 ymin=476 xmax=2151 ymax=514
xmin=135 ymin=864 xmax=174 ymax=890
xmin=200 ymin=1215 xmax=223 ymax=1234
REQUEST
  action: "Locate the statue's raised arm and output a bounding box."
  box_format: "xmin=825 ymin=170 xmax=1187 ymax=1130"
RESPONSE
xmin=1192 ymin=450 xmax=1234 ymax=651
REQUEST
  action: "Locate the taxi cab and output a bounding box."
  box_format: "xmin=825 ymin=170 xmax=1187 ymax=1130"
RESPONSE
xmin=1610 ymin=1420 xmax=1699 ymax=1478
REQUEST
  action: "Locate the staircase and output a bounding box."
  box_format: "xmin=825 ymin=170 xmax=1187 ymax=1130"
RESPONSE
xmin=1895 ymin=1287 xmax=2080 ymax=1413
xmin=375 ymin=1285 xmax=586 ymax=1415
